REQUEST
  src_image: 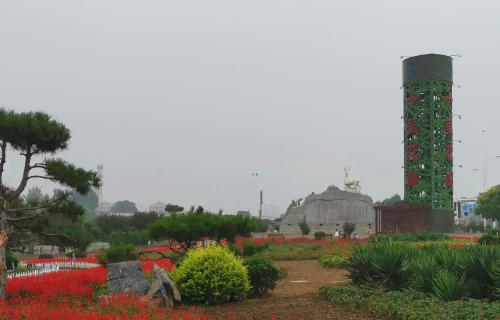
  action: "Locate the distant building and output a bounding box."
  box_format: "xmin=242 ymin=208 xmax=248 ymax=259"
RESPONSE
xmin=96 ymin=202 xmax=114 ymax=214
xmin=149 ymin=201 xmax=167 ymax=214
xmin=237 ymin=211 xmax=251 ymax=217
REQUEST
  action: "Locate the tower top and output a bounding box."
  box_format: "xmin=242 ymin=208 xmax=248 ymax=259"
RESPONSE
xmin=402 ymin=54 xmax=453 ymax=86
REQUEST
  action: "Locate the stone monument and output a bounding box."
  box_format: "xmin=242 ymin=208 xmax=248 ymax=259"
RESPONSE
xmin=281 ymin=169 xmax=375 ymax=235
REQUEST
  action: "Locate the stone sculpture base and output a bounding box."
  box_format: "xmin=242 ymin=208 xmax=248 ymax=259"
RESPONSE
xmin=281 ymin=185 xmax=375 ymax=234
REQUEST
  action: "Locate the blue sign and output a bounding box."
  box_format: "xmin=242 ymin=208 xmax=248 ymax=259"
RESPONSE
xmin=462 ymin=204 xmax=477 ymax=216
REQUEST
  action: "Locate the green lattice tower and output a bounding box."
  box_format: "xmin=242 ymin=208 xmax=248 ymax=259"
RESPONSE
xmin=402 ymin=54 xmax=454 ymax=209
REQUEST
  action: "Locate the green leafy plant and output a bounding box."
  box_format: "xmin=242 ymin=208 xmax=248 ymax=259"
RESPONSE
xmin=242 ymin=241 xmax=265 ymax=256
xmin=38 ymin=254 xmax=54 ymax=259
xmin=228 ymin=243 xmax=243 ymax=256
xmin=96 ymin=243 xmax=137 ymax=268
xmin=369 ymin=231 xmax=449 ymax=243
xmin=243 ymin=256 xmax=280 ymax=298
xmin=319 ymin=286 xmax=500 ymax=320
xmin=277 ymin=267 xmax=288 ymax=280
xmin=431 ymin=271 xmax=470 ymax=301
xmin=342 ymin=222 xmax=355 ymax=235
xmin=5 ymin=252 xmax=19 ymax=270
xmin=298 ymin=216 xmax=311 ymax=237
xmin=314 ymin=231 xmax=326 ymax=239
xmin=170 ymin=243 xmax=250 ymax=305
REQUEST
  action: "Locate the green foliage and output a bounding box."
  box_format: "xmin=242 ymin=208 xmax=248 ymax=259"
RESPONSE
xmin=71 ymin=189 xmax=99 ymax=220
xmin=476 ymin=185 xmax=500 ymax=221
xmin=36 ymin=213 xmax=96 ymax=251
xmin=242 ymin=241 xmax=266 ymax=256
xmin=314 ymin=231 xmax=326 ymax=239
xmin=431 ymin=271 xmax=470 ymax=301
xmin=165 ymin=203 xmax=184 ymax=214
xmin=110 ymin=200 xmax=138 ymax=214
xmin=5 ymin=252 xmax=19 ymax=270
xmin=107 ymin=229 xmax=149 ymax=246
xmin=346 ymin=242 xmax=500 ymax=302
xmin=174 ymin=253 xmax=189 ymax=269
xmin=170 ymin=244 xmax=251 ymax=305
xmin=298 ymin=216 xmax=310 ymax=237
xmin=243 ymin=256 xmax=280 ymax=298
xmin=478 ymin=233 xmax=500 ymax=245
xmin=319 ymin=286 xmax=500 ymax=320
xmin=342 ymin=222 xmax=356 ymax=235
xmin=66 ymin=248 xmax=87 ymax=259
xmin=95 ymin=211 xmax=160 ymax=242
xmin=375 ymin=194 xmax=402 ymax=205
xmin=148 ymin=211 xmax=259 ymax=252
xmin=319 ymin=252 xmax=350 ymax=269
xmin=277 ymin=267 xmax=288 ymax=280
xmin=24 ymin=186 xmax=45 ymax=201
xmin=369 ymin=231 xmax=449 ymax=243
xmin=228 ymin=243 xmax=242 ymax=256
xmin=38 ymin=254 xmax=54 ymax=259
xmin=479 ymin=228 xmax=500 ymax=245
xmin=96 ymin=244 xmax=137 ymax=268
xmin=256 ymin=219 xmax=274 ymax=233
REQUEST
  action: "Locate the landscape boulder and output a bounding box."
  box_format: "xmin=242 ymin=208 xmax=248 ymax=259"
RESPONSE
xmin=107 ymin=260 xmax=151 ymax=295
xmin=144 ymin=263 xmax=181 ymax=309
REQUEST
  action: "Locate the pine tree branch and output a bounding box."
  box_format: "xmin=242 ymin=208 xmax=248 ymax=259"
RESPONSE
xmin=12 ymin=222 xmax=81 ymax=244
xmin=135 ymin=250 xmax=177 ymax=261
xmin=7 ymin=207 xmax=51 ymax=221
xmin=7 ymin=147 xmax=33 ymax=201
xmin=27 ymin=175 xmax=56 ymax=181
xmin=30 ymin=163 xmax=48 ymax=170
xmin=7 ymin=196 xmax=63 ymax=215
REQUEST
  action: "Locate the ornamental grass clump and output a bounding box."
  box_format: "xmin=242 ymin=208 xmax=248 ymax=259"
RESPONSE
xmin=171 ymin=243 xmax=251 ymax=305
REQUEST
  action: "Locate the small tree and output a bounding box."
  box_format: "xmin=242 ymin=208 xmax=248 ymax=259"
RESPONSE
xmin=110 ymin=200 xmax=137 ymax=214
xmin=343 ymin=222 xmax=356 ymax=235
xmin=148 ymin=210 xmax=259 ymax=253
xmin=476 ymin=185 xmax=500 ymax=222
xmin=299 ymin=216 xmax=311 ymax=237
xmin=0 ymin=108 xmax=101 ymax=298
xmin=165 ymin=203 xmax=184 ymax=214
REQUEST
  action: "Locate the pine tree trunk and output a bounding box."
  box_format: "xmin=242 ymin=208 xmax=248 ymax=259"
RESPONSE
xmin=0 ymin=245 xmax=6 ymax=299
xmin=0 ymin=204 xmax=10 ymax=299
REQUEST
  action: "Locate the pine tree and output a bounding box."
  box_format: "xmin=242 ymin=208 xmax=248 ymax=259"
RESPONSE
xmin=0 ymin=108 xmax=101 ymax=298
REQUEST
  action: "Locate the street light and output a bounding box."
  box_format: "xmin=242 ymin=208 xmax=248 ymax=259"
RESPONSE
xmin=473 ymin=168 xmax=487 ymax=192
xmin=481 ymin=156 xmax=500 ymax=191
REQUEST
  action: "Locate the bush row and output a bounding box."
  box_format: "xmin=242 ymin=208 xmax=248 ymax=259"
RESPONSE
xmin=319 ymin=286 xmax=500 ymax=320
xmin=368 ymin=231 xmax=449 ymax=243
xmin=346 ymin=242 xmax=500 ymax=301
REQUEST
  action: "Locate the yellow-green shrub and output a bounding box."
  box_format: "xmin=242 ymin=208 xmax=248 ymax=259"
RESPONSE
xmin=170 ymin=243 xmax=251 ymax=305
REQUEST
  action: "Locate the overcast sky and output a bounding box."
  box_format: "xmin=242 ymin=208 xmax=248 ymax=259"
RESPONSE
xmin=1 ymin=1 xmax=498 ymax=215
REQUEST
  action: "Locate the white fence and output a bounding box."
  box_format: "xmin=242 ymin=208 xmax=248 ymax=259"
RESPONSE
xmin=8 ymin=261 xmax=101 ymax=279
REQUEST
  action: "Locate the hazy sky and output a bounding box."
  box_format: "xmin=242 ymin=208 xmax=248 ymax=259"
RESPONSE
xmin=1 ymin=1 xmax=498 ymax=215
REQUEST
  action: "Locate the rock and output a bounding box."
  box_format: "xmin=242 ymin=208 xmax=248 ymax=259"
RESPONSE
xmin=144 ymin=263 xmax=181 ymax=309
xmin=107 ymin=260 xmax=151 ymax=296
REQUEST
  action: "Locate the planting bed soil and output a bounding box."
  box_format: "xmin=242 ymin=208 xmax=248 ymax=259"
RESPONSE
xmin=202 ymin=260 xmax=384 ymax=320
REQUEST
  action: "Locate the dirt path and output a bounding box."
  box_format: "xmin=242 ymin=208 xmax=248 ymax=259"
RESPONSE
xmin=202 ymin=260 xmax=382 ymax=320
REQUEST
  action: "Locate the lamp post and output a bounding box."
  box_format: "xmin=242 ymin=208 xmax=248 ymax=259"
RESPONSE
xmin=474 ymin=156 xmax=500 ymax=192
